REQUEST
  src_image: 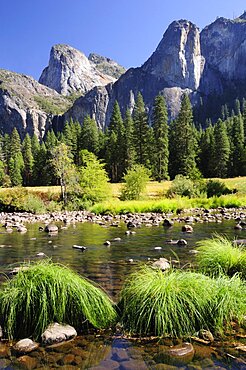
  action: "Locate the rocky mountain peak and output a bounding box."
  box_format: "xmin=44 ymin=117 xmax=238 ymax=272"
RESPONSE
xmin=238 ymin=11 xmax=246 ymax=21
xmin=39 ymin=44 xmax=116 ymax=96
xmin=88 ymin=53 xmax=126 ymax=79
xmin=143 ymin=19 xmax=204 ymax=90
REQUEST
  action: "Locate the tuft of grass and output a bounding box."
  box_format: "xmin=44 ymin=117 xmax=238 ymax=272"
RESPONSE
xmin=119 ymin=266 xmax=246 ymax=338
xmin=0 ymin=260 xmax=117 ymax=339
xmin=197 ymin=235 xmax=246 ymax=279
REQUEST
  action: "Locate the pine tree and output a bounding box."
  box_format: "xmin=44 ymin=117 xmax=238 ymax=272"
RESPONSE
xmin=228 ymin=115 xmax=245 ymax=176
xmin=22 ymin=134 xmax=34 ymax=185
xmin=80 ymin=116 xmax=99 ymax=155
xmin=9 ymin=128 xmax=24 ymax=186
xmin=152 ymin=95 xmax=169 ymax=181
xmin=199 ymin=125 xmax=215 ymax=178
xmin=211 ymin=119 xmax=230 ymax=178
xmin=169 ymin=94 xmax=199 ymax=179
xmin=133 ymin=93 xmax=150 ymax=167
xmin=106 ymin=101 xmax=125 ymax=182
xmin=123 ymin=109 xmax=136 ymax=170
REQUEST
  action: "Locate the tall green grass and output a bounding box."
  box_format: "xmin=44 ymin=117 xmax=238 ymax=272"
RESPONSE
xmin=119 ymin=266 xmax=246 ymax=338
xmin=0 ymin=260 xmax=117 ymax=339
xmin=90 ymin=195 xmax=246 ymax=215
xmin=197 ymin=235 xmax=246 ymax=279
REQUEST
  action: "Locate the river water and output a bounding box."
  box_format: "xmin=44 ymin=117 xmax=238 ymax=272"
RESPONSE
xmin=0 ymin=218 xmax=245 ymax=369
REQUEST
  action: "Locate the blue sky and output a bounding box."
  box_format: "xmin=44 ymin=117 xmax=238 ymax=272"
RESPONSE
xmin=1 ymin=0 xmax=245 ymax=80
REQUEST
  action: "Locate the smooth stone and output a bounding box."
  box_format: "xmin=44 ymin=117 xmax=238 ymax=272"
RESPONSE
xmin=112 ymin=347 xmax=129 ymax=361
xmin=0 ymin=342 xmax=10 ymax=357
xmin=17 ymin=355 xmax=38 ymax=370
xmin=177 ymin=239 xmax=188 ymax=246
xmin=152 ymin=258 xmax=170 ymax=271
xmin=14 ymin=338 xmax=39 ymax=354
xmin=111 ymin=237 xmax=122 ymax=241
xmin=36 ymin=252 xmax=46 ymax=257
xmin=189 ymin=249 xmax=199 ymax=254
xmin=41 ymin=323 xmax=77 ymax=345
xmin=182 ymin=225 xmax=193 ymax=233
xmin=45 ymin=224 xmax=58 ymax=233
xmin=155 ymin=342 xmax=194 ymax=366
xmin=198 ymin=329 xmax=214 ymax=342
xmin=154 ymin=246 xmax=162 ymax=250
xmin=234 ymin=224 xmax=243 ymax=230
xmin=104 ymin=240 xmax=111 ymax=246
xmin=163 ymin=219 xmax=174 ymax=227
xmin=72 ymin=245 xmax=87 ymax=251
xmin=17 ymin=226 xmax=27 ymax=233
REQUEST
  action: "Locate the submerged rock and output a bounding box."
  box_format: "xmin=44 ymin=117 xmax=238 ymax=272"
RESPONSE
xmin=41 ymin=323 xmax=77 ymax=345
xmin=155 ymin=342 xmax=195 ymax=366
xmin=44 ymin=224 xmax=58 ymax=233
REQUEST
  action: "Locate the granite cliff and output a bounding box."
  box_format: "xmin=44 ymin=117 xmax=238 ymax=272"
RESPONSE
xmin=65 ymin=14 xmax=246 ymax=129
xmin=1 ymin=13 xmax=246 ymax=137
xmin=39 ymin=44 xmax=125 ymax=96
xmin=0 ymin=69 xmax=70 ymax=139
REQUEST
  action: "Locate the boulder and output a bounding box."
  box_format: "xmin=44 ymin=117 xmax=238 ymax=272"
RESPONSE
xmin=163 ymin=219 xmax=174 ymax=227
xmin=13 ymin=338 xmax=39 ymax=354
xmin=44 ymin=224 xmax=58 ymax=233
xmin=182 ymin=225 xmax=193 ymax=233
xmin=41 ymin=323 xmax=77 ymax=345
xmin=152 ymin=258 xmax=170 ymax=271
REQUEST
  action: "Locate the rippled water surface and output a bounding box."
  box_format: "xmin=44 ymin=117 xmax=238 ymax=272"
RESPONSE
xmin=0 ymin=218 xmax=245 ymax=369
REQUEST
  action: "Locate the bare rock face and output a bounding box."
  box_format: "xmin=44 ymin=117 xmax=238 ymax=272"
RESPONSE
xmin=201 ymin=14 xmax=246 ymax=81
xmin=88 ymin=53 xmax=126 ymax=79
xmin=143 ymin=20 xmax=204 ymax=90
xmin=39 ymin=44 xmax=116 ymax=96
xmin=65 ymin=20 xmax=203 ymax=129
xmin=0 ymin=70 xmax=70 ymax=139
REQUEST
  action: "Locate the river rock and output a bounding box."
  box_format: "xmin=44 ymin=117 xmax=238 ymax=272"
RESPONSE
xmin=152 ymin=258 xmax=170 ymax=271
xmin=177 ymin=239 xmax=188 ymax=246
xmin=41 ymin=323 xmax=77 ymax=345
xmin=0 ymin=342 xmax=10 ymax=357
xmin=198 ymin=329 xmax=214 ymax=342
xmin=182 ymin=225 xmax=193 ymax=233
xmin=104 ymin=240 xmax=111 ymax=246
xmin=163 ymin=219 xmax=174 ymax=227
xmin=17 ymin=355 xmax=38 ymax=370
xmin=13 ymin=339 xmax=39 ymax=354
xmin=45 ymin=224 xmax=58 ymax=233
xmin=155 ymin=342 xmax=194 ymax=366
xmin=17 ymin=225 xmax=27 ymax=233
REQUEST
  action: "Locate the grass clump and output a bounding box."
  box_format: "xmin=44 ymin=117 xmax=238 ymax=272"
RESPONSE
xmin=119 ymin=266 xmax=246 ymax=338
xmin=0 ymin=260 xmax=117 ymax=339
xmin=197 ymin=235 xmax=246 ymax=279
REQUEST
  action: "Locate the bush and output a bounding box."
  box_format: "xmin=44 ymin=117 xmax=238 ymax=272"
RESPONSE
xmin=205 ymin=180 xmax=233 ymax=198
xmin=119 ymin=266 xmax=246 ymax=337
xmin=120 ymin=165 xmax=151 ymax=200
xmin=167 ymin=174 xmax=204 ymax=198
xmin=77 ymin=150 xmax=111 ymax=205
xmin=0 ymin=260 xmax=117 ymax=339
xmin=197 ymin=234 xmax=246 ymax=279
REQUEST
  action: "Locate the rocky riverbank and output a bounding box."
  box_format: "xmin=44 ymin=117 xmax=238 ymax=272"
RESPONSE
xmin=0 ymin=207 xmax=245 ymax=232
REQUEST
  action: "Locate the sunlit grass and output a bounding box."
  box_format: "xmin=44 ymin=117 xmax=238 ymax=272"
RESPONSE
xmin=197 ymin=235 xmax=246 ymax=279
xmin=119 ymin=266 xmax=246 ymax=337
xmin=0 ymin=260 xmax=117 ymax=339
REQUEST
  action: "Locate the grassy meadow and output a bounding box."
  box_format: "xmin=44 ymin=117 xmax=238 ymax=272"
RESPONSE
xmin=0 ymin=177 xmax=244 ymax=214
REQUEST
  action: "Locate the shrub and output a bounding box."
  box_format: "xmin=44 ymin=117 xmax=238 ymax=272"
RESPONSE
xmin=120 ymin=164 xmax=151 ymax=200
xmin=119 ymin=266 xmax=246 ymax=337
xmin=205 ymin=180 xmax=233 ymax=198
xmin=0 ymin=260 xmax=117 ymax=339
xmin=197 ymin=234 xmax=246 ymax=279
xmin=167 ymin=174 xmax=204 ymax=198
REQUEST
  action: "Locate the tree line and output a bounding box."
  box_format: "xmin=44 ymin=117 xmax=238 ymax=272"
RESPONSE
xmin=0 ymin=92 xmax=246 ymax=188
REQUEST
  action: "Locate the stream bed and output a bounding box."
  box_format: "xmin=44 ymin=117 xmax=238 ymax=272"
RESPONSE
xmin=0 ymin=217 xmax=245 ymax=369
